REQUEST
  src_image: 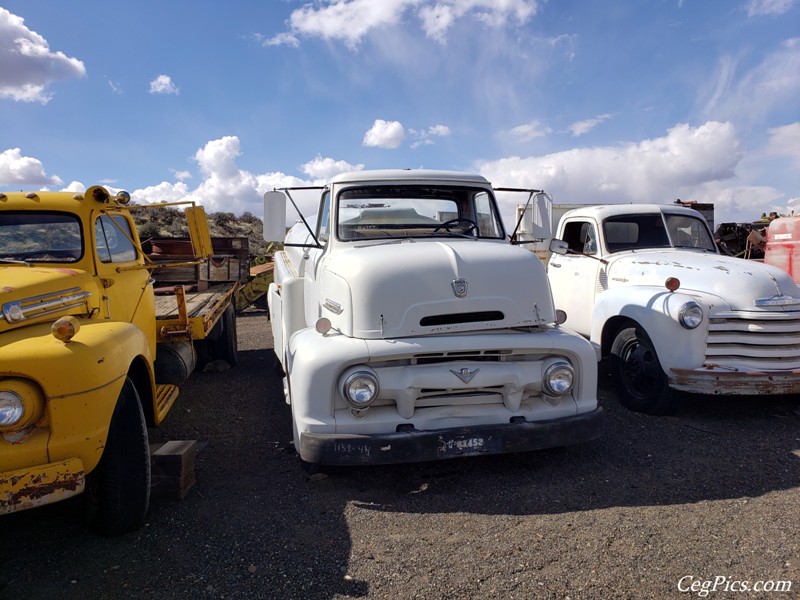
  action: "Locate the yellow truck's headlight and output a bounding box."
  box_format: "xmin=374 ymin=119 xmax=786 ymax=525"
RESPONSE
xmin=0 ymin=380 xmax=45 ymax=430
xmin=0 ymin=392 xmax=24 ymax=426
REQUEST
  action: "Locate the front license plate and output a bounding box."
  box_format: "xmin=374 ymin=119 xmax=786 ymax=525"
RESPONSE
xmin=436 ymin=433 xmax=500 ymax=458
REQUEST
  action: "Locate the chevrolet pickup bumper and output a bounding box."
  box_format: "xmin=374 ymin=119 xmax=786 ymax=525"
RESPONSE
xmin=670 ymin=367 xmax=800 ymax=395
xmin=0 ymin=458 xmax=86 ymax=515
xmin=298 ymin=408 xmax=604 ymax=466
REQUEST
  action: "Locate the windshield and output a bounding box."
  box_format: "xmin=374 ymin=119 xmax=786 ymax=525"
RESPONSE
xmin=0 ymin=212 xmax=83 ymax=263
xmin=336 ymin=185 xmax=505 ymax=241
xmin=603 ymin=212 xmax=716 ymax=253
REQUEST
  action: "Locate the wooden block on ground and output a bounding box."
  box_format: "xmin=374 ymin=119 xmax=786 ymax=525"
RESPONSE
xmin=150 ymin=440 xmax=197 ymax=501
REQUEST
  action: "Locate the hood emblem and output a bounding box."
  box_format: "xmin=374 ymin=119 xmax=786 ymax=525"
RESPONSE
xmin=451 ymin=278 xmax=468 ymax=298
xmin=450 ymin=367 xmax=479 ymax=384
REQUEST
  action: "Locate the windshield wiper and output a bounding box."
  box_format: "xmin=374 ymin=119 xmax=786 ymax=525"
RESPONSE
xmin=0 ymin=257 xmax=31 ymax=266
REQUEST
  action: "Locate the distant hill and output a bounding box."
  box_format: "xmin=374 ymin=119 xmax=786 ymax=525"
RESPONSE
xmin=131 ymin=203 xmax=272 ymax=256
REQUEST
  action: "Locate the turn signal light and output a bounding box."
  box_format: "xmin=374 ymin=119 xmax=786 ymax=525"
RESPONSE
xmin=665 ymin=277 xmax=681 ymax=292
xmin=51 ymin=316 xmax=80 ymax=342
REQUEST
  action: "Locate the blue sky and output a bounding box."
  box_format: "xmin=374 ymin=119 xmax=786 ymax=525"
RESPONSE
xmin=1 ymin=0 xmax=798 ymax=228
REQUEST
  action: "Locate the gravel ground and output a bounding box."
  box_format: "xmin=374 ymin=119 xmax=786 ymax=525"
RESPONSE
xmin=1 ymin=309 xmax=799 ymax=600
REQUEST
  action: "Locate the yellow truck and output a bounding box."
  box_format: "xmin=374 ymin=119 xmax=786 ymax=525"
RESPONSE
xmin=0 ymin=185 xmax=241 ymax=535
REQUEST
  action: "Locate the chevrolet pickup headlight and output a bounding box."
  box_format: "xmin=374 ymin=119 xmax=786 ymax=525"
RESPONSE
xmin=0 ymin=392 xmax=24 ymax=426
xmin=679 ymin=302 xmax=703 ymax=329
xmin=341 ymin=367 xmax=380 ymax=409
xmin=542 ymin=361 xmax=575 ymax=396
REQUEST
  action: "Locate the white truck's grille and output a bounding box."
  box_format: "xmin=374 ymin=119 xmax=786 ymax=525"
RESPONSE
xmin=705 ymin=312 xmax=800 ymax=370
xmin=370 ymin=350 xmax=548 ymax=417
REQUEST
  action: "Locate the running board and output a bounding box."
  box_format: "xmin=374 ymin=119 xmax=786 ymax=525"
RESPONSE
xmin=155 ymin=384 xmax=180 ymax=424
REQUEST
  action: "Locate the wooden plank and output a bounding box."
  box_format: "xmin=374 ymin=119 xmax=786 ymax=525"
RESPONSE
xmin=154 ymin=285 xmax=231 ymax=320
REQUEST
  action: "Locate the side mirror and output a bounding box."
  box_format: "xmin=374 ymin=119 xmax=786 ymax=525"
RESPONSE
xmin=549 ymin=238 xmax=568 ymax=255
xmin=263 ymin=191 xmax=287 ymax=242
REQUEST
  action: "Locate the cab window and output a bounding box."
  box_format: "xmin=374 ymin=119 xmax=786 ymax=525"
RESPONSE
xmin=317 ymin=191 xmax=331 ymax=243
xmin=95 ymin=214 xmax=137 ymax=263
xmin=562 ymin=221 xmax=597 ymax=255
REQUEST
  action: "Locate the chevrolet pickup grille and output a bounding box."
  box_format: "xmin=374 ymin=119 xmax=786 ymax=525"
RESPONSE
xmin=705 ymin=312 xmax=800 ymax=370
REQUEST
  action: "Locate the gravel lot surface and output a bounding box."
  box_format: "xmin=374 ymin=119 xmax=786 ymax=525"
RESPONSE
xmin=2 ymin=309 xmax=799 ymax=600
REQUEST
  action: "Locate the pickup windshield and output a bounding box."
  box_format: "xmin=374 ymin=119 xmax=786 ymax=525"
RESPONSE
xmin=603 ymin=213 xmax=716 ymax=253
xmin=336 ymin=185 xmax=505 ymax=241
xmin=0 ymin=212 xmax=83 ymax=263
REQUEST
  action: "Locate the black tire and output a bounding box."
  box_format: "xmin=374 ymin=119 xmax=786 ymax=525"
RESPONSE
xmin=208 ymin=304 xmax=238 ymax=367
xmin=85 ymin=377 xmax=151 ymax=537
xmin=610 ymin=325 xmax=681 ymax=415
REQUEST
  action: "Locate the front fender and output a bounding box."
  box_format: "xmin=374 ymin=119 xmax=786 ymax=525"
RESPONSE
xmin=592 ymin=286 xmax=711 ymax=369
xmin=0 ymin=320 xmax=152 ymax=397
xmin=0 ymin=319 xmax=153 ymax=473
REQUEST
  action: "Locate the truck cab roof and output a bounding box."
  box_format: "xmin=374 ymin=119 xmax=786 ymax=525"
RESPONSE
xmin=329 ymin=169 xmax=492 ymax=186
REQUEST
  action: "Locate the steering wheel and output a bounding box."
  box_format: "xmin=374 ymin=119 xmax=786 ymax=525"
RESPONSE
xmin=433 ymin=218 xmax=478 ymax=235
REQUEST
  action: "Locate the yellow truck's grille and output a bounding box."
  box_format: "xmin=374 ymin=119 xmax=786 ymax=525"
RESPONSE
xmin=2 ymin=287 xmax=91 ymax=324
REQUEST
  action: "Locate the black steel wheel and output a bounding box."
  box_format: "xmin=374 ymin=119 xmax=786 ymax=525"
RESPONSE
xmin=610 ymin=325 xmax=681 ymax=415
xmin=85 ymin=377 xmax=150 ymax=536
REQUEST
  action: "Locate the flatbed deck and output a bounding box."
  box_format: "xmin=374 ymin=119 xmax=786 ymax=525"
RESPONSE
xmin=153 ymin=283 xmax=239 ymax=341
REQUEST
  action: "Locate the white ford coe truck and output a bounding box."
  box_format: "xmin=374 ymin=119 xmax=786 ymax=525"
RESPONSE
xmin=547 ymin=203 xmax=800 ymax=415
xmin=263 ymin=169 xmax=602 ymax=467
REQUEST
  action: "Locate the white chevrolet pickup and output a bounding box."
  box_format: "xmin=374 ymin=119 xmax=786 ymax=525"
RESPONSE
xmin=263 ymin=169 xmax=602 ymax=468
xmin=547 ymin=203 xmax=800 ymax=414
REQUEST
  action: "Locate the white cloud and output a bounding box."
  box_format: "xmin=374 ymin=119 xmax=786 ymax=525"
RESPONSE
xmin=132 ymin=181 xmax=192 ymax=204
xmin=259 ymin=32 xmax=300 ymax=48
xmin=266 ymin=0 xmax=539 ymax=48
xmin=286 ymin=0 xmax=417 ymax=50
xmin=428 ymin=124 xmax=451 ymax=137
xmin=410 ymin=124 xmax=451 ymax=148
xmin=700 ymin=38 xmax=800 ymax=123
xmin=568 ymin=113 xmax=612 ymax=137
xmin=301 ymin=155 xmax=364 ymax=180
xmin=173 ymin=170 xmax=192 ymax=181
xmin=0 ymin=8 xmax=86 ymax=103
xmin=363 ymin=119 xmax=406 ymax=148
xmin=765 ymin=122 xmax=800 ymax=167
xmin=508 ymin=120 xmax=552 ymax=142
xmin=61 ymin=181 xmax=85 ymax=193
xmin=747 ymin=0 xmax=797 ymax=16
xmin=478 ymin=121 xmax=746 ymax=224
xmin=0 ymin=147 xmax=62 ymax=186
xmin=419 ymin=0 xmax=538 ymax=43
xmin=108 ymin=80 xmax=123 ymax=95
xmin=149 ymin=74 xmax=180 ymax=95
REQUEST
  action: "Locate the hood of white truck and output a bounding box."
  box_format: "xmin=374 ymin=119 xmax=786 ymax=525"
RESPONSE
xmin=606 ymin=249 xmax=800 ymax=311
xmin=320 ymin=240 xmax=556 ymax=339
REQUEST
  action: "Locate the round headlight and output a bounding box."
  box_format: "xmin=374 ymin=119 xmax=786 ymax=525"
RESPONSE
xmin=0 ymin=391 xmax=25 ymax=427
xmin=342 ymin=370 xmax=379 ymax=409
xmin=543 ymin=361 xmax=575 ymax=396
xmin=679 ymin=302 xmax=703 ymax=329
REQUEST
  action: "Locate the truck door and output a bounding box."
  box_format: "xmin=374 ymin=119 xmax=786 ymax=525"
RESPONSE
xmin=303 ymin=191 xmax=331 ymax=325
xmin=93 ymin=210 xmax=155 ymax=337
xmin=547 ymin=219 xmax=600 ymax=337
